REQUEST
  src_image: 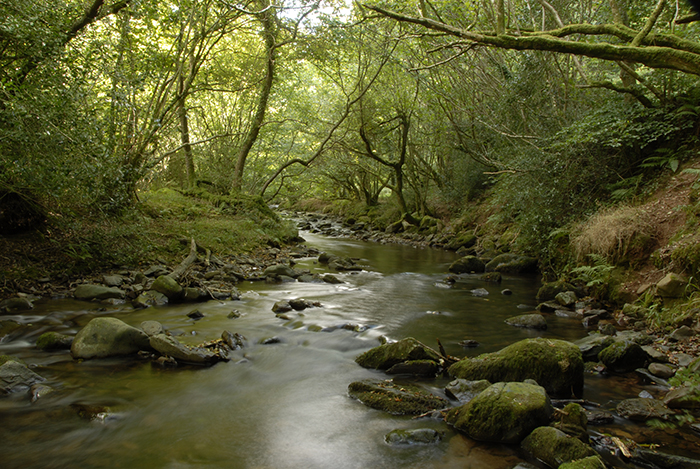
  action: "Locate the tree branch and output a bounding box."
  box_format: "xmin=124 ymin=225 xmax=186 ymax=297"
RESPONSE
xmin=361 ymin=3 xmax=700 ymax=75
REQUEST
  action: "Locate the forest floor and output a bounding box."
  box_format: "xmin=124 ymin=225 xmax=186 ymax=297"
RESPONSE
xmin=0 ymin=189 xmax=298 ymax=299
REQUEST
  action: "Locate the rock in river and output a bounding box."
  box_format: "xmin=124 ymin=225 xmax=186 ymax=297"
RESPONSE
xmin=74 ymin=284 xmax=125 ymax=301
xmin=348 ymin=379 xmax=448 ymax=415
xmin=71 ymin=317 xmax=151 ymax=359
xmin=385 ymin=428 xmax=442 ymax=445
xmin=0 ymin=360 xmax=46 ymax=394
xmin=36 ymin=332 xmax=73 ymax=351
xmin=446 ymin=382 xmax=552 ymax=444
xmin=521 ymin=426 xmax=597 ymax=468
xmin=149 ymin=333 xmax=221 ymax=365
xmin=355 ymin=337 xmax=442 ymax=371
xmin=448 ymin=338 xmax=584 ymax=398
xmin=505 ymin=313 xmax=547 ymax=330
xmin=616 ymin=398 xmax=675 ymax=421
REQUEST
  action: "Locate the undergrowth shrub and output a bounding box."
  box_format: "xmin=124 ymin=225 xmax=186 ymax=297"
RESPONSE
xmin=571 ymin=206 xmax=655 ymax=266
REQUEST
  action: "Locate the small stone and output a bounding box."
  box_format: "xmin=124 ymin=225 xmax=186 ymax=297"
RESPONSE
xmin=616 ymin=398 xmax=675 ymax=421
xmin=669 ymin=326 xmax=695 ymax=342
xmin=501 ymin=289 xmax=512 ymax=295
xmin=187 ymin=310 xmax=204 ymax=320
xmin=272 ymin=301 xmax=292 ymax=314
xmin=385 ymin=428 xmax=442 ymax=445
xmin=141 ymin=320 xmax=164 ymax=336
xmin=648 ymin=362 xmax=675 ymax=379
xmin=555 ymin=291 xmax=578 ymax=306
xmin=505 ymin=313 xmax=547 ymax=330
xmin=227 ymin=310 xmax=242 ymax=319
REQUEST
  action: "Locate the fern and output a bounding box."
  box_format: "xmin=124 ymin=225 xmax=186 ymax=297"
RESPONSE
xmin=570 ymin=254 xmax=614 ymax=287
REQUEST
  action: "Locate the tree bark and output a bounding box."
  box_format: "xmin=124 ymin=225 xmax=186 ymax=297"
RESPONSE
xmin=231 ymin=1 xmax=276 ymax=194
xmin=178 ymin=73 xmax=196 ymax=188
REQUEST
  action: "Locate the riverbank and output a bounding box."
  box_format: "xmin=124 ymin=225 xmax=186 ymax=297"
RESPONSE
xmin=0 ymin=189 xmax=299 ymax=300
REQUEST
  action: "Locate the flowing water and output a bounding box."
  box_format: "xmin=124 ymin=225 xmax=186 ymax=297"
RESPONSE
xmin=1 ymin=231 xmax=699 ymax=468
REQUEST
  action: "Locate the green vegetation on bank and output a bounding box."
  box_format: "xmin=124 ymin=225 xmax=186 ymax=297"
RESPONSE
xmin=3 ymin=1 xmax=700 ymax=330
xmin=0 ymin=189 xmax=297 ymax=287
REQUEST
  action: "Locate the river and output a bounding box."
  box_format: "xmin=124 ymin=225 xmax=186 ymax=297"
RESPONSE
xmin=1 ymin=230 xmax=699 ymax=468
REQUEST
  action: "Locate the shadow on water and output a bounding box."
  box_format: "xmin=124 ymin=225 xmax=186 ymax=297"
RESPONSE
xmin=1 ymin=231 xmax=699 ymax=468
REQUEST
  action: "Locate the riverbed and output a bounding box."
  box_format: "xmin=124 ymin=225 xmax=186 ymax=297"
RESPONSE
xmin=1 ymin=230 xmax=699 ymax=468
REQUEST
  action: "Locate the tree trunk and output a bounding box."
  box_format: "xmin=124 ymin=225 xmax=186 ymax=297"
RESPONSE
xmin=178 ymin=74 xmax=195 ymax=188
xmin=231 ymin=1 xmax=276 ymax=194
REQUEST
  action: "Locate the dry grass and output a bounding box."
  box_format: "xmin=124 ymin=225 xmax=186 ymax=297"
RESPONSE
xmin=571 ymin=205 xmax=656 ymax=264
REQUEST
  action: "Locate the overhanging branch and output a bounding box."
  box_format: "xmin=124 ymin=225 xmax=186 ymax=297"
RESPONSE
xmin=361 ymin=3 xmax=700 ymax=76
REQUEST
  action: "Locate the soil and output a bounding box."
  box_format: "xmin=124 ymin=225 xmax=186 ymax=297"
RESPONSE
xmin=617 ymin=161 xmax=700 ymax=300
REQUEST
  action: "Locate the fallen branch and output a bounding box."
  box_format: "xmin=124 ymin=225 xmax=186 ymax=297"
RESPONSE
xmin=169 ymin=238 xmax=198 ymax=281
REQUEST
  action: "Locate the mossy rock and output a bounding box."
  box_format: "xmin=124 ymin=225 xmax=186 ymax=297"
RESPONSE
xmin=521 ymin=426 xmax=597 ymax=468
xmin=447 ymin=232 xmax=477 ymax=251
xmin=445 ymin=382 xmax=552 ymax=444
xmin=0 ymin=355 xmax=24 ymax=366
xmin=485 ymin=253 xmax=538 ymax=274
xmin=151 ymin=275 xmax=183 ymax=300
xmin=553 ymin=403 xmax=589 ymax=442
xmin=348 ymin=379 xmax=449 ymax=415
xmin=556 ymin=455 xmax=606 ymax=469
xmin=537 ymin=280 xmax=576 ymax=302
xmin=575 ymin=334 xmax=616 ymax=362
xmin=448 ymin=338 xmax=584 ymax=398
xmin=448 ymin=256 xmax=485 ymax=274
xmin=0 ymin=320 xmax=22 ymax=341
xmin=598 ymin=341 xmax=648 ymax=373
xmin=355 ymin=337 xmax=442 ymax=370
xmin=36 ymin=332 xmax=73 ymax=351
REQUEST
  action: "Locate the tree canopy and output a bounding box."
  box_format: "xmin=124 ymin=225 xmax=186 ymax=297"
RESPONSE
xmin=2 ymin=0 xmax=700 ymax=267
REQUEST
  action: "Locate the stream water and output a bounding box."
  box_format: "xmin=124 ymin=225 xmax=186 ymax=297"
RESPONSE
xmin=1 ymin=231 xmax=699 ymax=468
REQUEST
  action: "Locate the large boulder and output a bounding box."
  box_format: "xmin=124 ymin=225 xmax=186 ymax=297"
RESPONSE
xmin=355 ymin=337 xmax=442 ymax=370
xmin=74 ymin=285 xmax=125 ymax=301
xmin=521 ymin=426 xmax=597 ymax=468
xmin=71 ymin=317 xmax=151 ymax=359
xmin=445 ymin=382 xmax=553 ymax=444
xmin=448 ymin=256 xmax=485 ymax=274
xmin=448 ymin=338 xmax=584 ymax=398
xmin=348 ymin=379 xmax=448 ymax=415
xmin=485 ymin=254 xmax=538 ymax=274
xmin=0 ymin=360 xmax=45 ymax=394
xmin=598 ymin=341 xmax=648 ymax=373
xmin=448 ymin=338 xmax=583 ymax=397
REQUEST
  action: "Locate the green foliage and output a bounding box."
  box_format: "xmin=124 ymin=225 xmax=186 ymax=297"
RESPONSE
xmin=569 ymin=255 xmax=615 ymax=287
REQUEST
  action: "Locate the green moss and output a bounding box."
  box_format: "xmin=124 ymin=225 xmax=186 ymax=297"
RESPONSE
xmin=355 ymin=337 xmax=442 ymax=370
xmin=448 ymin=338 xmax=584 ymax=398
xmin=521 ymin=426 xmax=597 ymax=468
xmin=0 ymin=355 xmax=24 ymax=366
